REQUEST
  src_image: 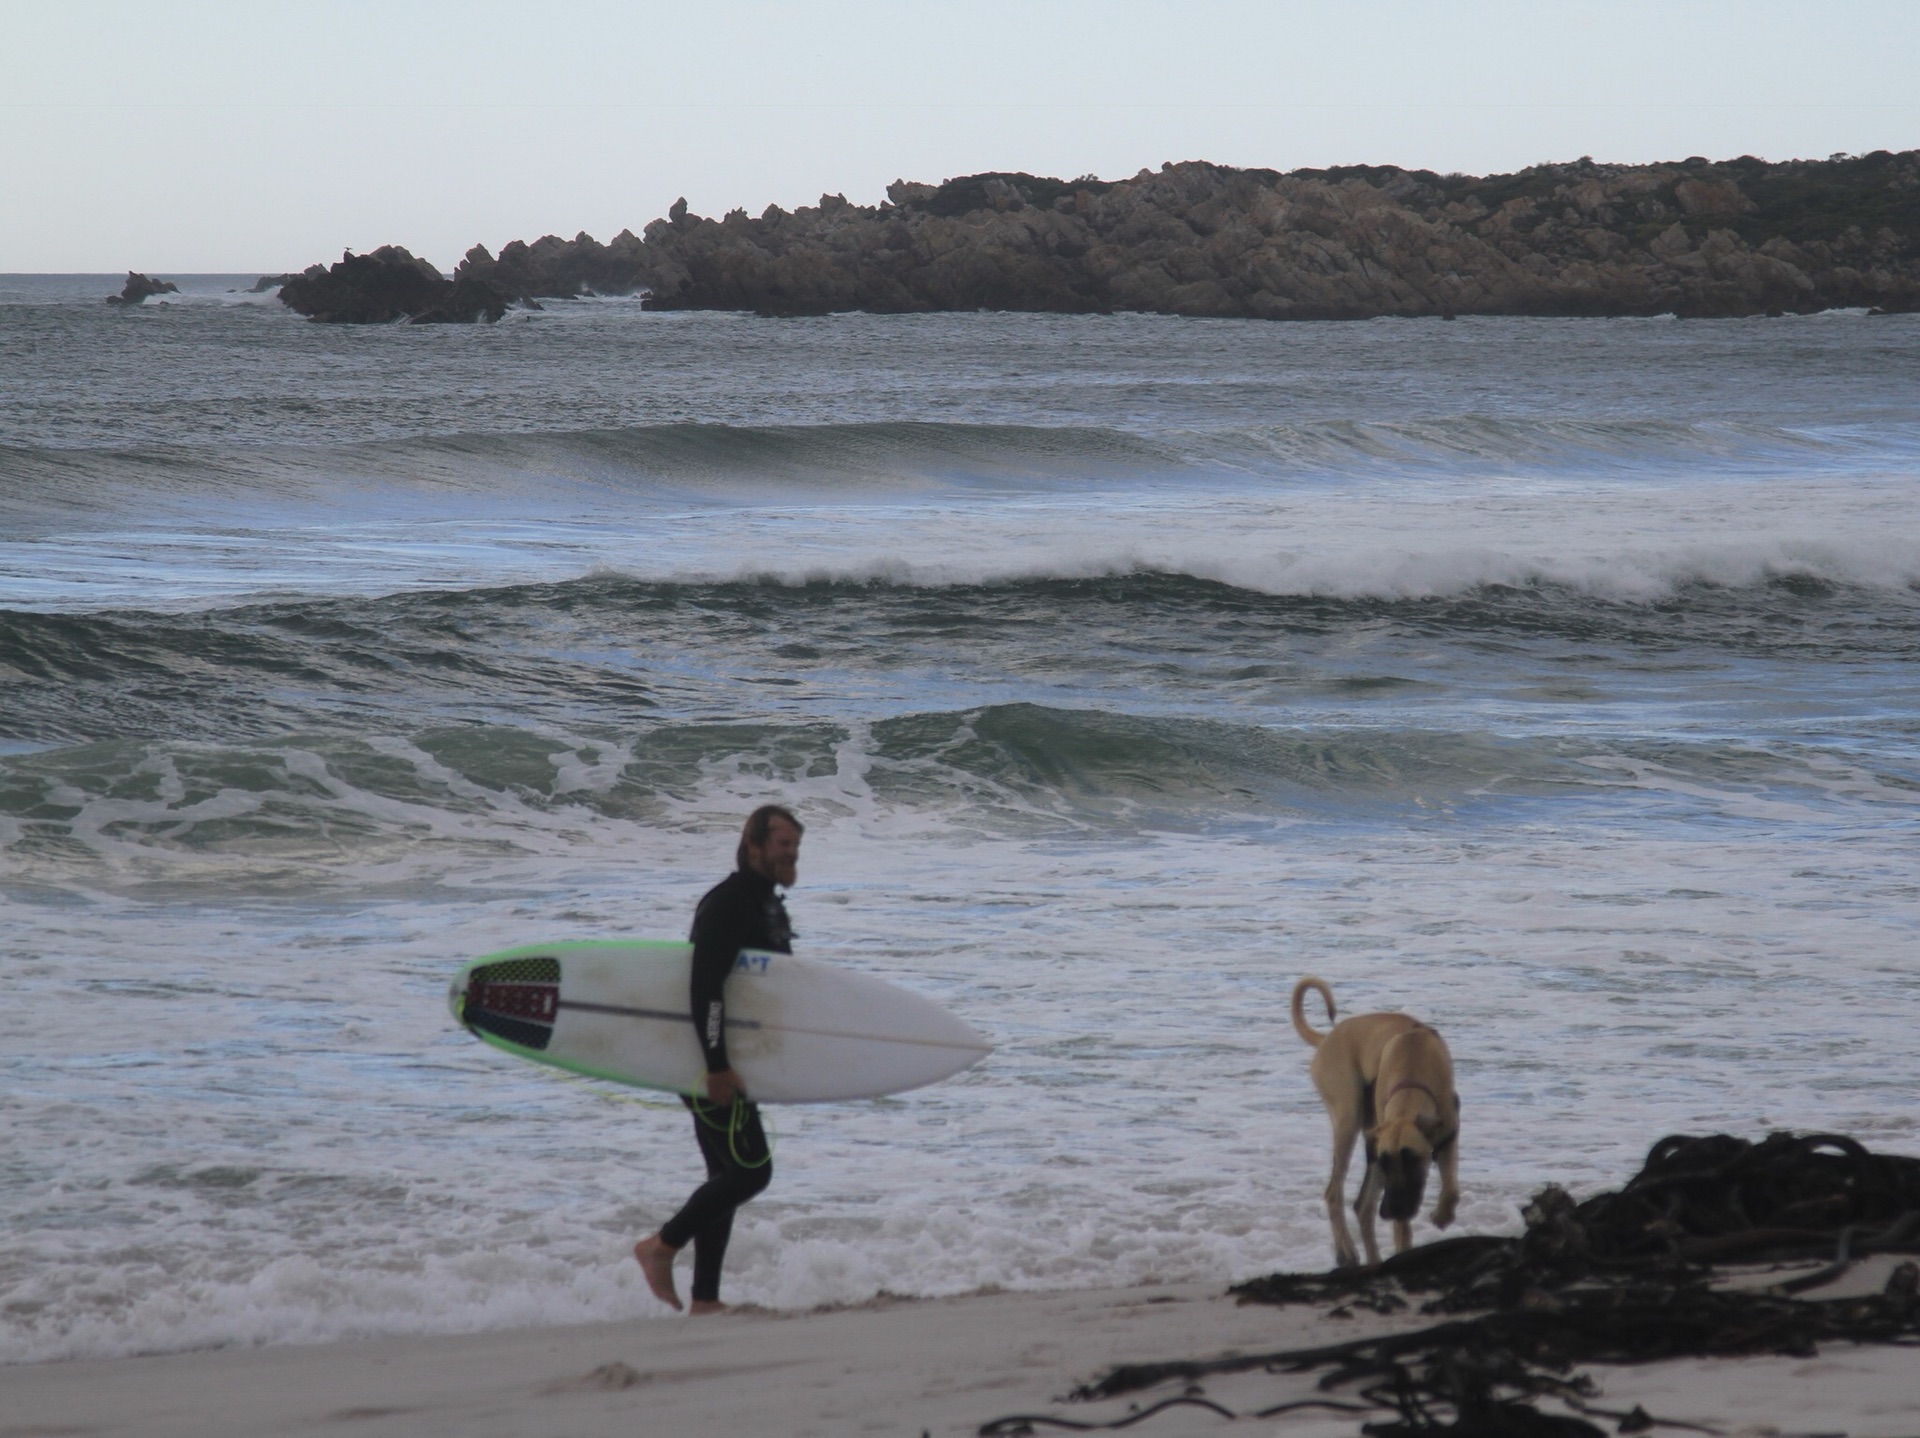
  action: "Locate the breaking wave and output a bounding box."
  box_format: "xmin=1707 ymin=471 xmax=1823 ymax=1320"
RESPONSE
xmin=5 ymin=414 xmax=1916 ymax=522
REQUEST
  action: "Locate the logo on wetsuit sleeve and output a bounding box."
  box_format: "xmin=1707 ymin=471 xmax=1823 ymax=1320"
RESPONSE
xmin=705 ymin=1000 xmax=723 ymax=1047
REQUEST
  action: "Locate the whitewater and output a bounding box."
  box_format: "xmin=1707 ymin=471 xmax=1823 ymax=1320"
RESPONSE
xmin=2 ymin=275 xmax=1917 ymax=1363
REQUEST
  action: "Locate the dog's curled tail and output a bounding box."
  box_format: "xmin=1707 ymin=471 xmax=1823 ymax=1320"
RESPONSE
xmin=1291 ymin=977 xmax=1336 ymax=1048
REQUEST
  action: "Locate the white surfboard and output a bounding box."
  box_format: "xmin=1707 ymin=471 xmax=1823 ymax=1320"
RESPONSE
xmin=448 ymin=940 xmax=990 ymax=1102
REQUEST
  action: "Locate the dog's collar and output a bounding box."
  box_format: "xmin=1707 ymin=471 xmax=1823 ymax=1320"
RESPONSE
xmin=1383 ymin=1078 xmax=1441 ymax=1107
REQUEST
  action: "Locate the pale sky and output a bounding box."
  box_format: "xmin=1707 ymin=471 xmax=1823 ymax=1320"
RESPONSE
xmin=5 ymin=0 xmax=1918 ymax=273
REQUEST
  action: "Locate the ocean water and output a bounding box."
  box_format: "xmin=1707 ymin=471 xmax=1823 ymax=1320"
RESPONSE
xmin=3 ymin=274 xmax=1917 ymax=1363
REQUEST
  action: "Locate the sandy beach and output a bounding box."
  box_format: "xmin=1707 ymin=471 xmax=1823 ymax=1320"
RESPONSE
xmin=6 ymin=1265 xmax=1916 ymax=1438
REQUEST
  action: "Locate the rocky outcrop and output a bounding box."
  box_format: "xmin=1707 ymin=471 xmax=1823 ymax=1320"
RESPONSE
xmin=287 ymin=151 xmax=1920 ymax=321
xmin=456 ymin=229 xmax=651 ymax=300
xmin=277 ymin=246 xmax=514 ymax=323
xmin=106 ymin=272 xmax=178 ymax=305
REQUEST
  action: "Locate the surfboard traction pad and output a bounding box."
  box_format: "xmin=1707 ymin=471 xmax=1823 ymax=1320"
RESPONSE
xmin=460 ymin=956 xmax=560 ymax=1051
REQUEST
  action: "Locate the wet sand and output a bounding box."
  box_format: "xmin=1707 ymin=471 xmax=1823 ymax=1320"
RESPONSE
xmin=4 ymin=1268 xmax=1915 ymax=1438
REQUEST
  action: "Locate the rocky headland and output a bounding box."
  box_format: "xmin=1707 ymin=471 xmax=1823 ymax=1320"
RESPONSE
xmin=277 ymin=150 xmax=1920 ymax=322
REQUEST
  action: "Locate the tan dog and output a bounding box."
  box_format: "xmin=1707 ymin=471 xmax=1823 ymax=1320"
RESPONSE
xmin=1291 ymin=977 xmax=1460 ymax=1268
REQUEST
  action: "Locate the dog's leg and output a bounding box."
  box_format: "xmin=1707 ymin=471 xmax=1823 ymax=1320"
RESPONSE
xmin=1353 ymin=1156 xmax=1384 ymax=1267
xmin=1432 ymin=1129 xmax=1460 ymax=1231
xmin=1322 ymin=1109 xmax=1363 ymax=1269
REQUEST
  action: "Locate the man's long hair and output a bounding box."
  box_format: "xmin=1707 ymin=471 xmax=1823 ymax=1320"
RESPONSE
xmin=736 ymin=804 xmax=803 ymax=871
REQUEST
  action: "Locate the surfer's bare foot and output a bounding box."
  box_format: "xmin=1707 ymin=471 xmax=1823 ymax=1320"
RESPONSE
xmin=688 ymin=1299 xmax=729 ymax=1316
xmin=633 ymin=1234 xmax=682 ymax=1311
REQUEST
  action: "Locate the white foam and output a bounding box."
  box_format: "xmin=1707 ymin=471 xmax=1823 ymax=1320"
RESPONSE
xmin=9 ymin=469 xmax=1918 ymax=610
xmin=6 ymin=311 xmax=1919 ymax=1360
xmin=5 ymin=741 xmax=1918 ymax=1362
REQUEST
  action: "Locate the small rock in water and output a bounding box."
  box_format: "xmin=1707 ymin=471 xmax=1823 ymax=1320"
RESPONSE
xmin=106 ymin=272 xmax=179 ymax=305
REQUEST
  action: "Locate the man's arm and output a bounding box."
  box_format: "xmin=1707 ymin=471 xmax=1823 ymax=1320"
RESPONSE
xmin=688 ymin=890 xmax=745 ymax=1101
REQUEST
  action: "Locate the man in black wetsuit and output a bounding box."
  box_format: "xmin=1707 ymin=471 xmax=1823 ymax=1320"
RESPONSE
xmin=633 ymin=804 xmax=801 ymax=1314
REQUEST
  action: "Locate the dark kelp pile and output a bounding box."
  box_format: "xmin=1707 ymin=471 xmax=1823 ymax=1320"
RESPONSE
xmin=978 ymin=1133 xmax=1920 ymax=1436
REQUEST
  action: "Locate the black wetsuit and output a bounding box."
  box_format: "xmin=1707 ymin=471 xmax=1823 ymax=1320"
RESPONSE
xmin=656 ymin=866 xmax=789 ymax=1303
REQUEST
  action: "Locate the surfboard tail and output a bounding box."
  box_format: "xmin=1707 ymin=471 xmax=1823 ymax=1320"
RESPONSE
xmin=452 ymin=956 xmax=562 ymax=1052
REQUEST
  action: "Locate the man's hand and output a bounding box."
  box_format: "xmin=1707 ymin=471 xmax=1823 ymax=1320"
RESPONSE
xmin=704 ymin=1068 xmax=745 ymax=1105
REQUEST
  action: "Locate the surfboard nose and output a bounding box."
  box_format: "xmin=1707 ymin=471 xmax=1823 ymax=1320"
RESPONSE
xmin=447 ymin=970 xmax=466 ymax=1025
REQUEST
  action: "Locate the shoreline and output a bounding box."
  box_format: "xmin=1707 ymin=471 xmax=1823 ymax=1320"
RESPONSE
xmin=5 ymin=1266 xmax=1915 ymax=1438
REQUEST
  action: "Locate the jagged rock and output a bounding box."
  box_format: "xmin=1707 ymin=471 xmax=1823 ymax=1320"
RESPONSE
xmin=284 ymin=151 xmax=1920 ymax=323
xmin=276 ymin=246 xmax=513 ymax=323
xmin=248 ymin=273 xmax=298 ymax=293
xmin=105 ymin=272 xmax=178 ymax=305
xmin=1675 ymin=176 xmax=1755 ymax=217
xmin=278 ymin=247 xmax=445 ymax=322
xmin=618 ymin=152 xmax=1920 ymax=320
xmin=458 ymin=229 xmax=652 ymax=300
xmin=407 ymin=271 xmax=515 ymax=324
